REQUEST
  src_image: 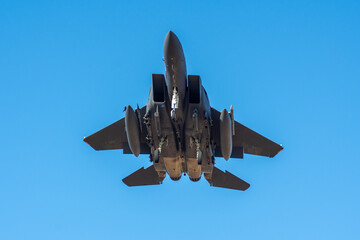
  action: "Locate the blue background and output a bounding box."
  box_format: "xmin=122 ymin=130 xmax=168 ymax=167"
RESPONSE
xmin=1 ymin=1 xmax=359 ymax=239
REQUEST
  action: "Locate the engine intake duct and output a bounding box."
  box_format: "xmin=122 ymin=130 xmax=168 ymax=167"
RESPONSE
xmin=152 ymin=74 xmax=166 ymax=103
xmin=188 ymin=75 xmax=201 ymax=104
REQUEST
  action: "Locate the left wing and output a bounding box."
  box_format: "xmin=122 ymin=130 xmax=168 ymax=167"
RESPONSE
xmin=211 ymin=108 xmax=283 ymax=159
xmin=84 ymin=118 xmax=126 ymax=150
xmin=84 ymin=105 xmax=150 ymax=154
xmin=232 ymin=120 xmax=283 ymax=158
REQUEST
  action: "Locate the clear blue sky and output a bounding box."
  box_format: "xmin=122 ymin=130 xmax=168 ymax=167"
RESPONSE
xmin=1 ymin=1 xmax=359 ymax=239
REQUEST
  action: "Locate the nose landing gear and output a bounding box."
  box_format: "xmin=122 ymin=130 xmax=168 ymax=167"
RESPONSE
xmin=171 ymin=87 xmax=179 ymax=121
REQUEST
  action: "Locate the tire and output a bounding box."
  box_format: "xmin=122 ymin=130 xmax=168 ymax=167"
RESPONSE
xmin=197 ymin=149 xmax=203 ymax=165
xmin=153 ymin=149 xmax=160 ymax=163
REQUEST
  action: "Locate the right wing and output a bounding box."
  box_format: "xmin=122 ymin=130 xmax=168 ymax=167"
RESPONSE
xmin=211 ymin=108 xmax=283 ymax=158
xmin=233 ymin=120 xmax=283 ymax=158
xmin=84 ymin=105 xmax=150 ymax=154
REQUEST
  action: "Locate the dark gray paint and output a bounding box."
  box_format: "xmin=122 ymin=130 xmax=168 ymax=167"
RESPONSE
xmin=84 ymin=31 xmax=283 ymax=190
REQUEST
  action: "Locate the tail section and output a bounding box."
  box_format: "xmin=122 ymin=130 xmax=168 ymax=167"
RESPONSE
xmin=122 ymin=165 xmax=162 ymax=187
xmin=205 ymin=167 xmax=250 ymax=191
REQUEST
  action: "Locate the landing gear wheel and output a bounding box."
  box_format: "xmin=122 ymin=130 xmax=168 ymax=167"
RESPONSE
xmin=197 ymin=149 xmax=203 ymax=165
xmin=171 ymin=109 xmax=176 ymax=121
xmin=153 ymin=149 xmax=160 ymax=163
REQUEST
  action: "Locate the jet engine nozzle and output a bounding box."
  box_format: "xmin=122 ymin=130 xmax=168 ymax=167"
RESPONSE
xmin=220 ymin=109 xmax=233 ymax=160
xmin=125 ymin=105 xmax=141 ymax=157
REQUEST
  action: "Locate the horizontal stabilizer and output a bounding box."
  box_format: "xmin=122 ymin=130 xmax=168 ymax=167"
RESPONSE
xmin=207 ymin=167 xmax=250 ymax=191
xmin=122 ymin=165 xmax=161 ymax=187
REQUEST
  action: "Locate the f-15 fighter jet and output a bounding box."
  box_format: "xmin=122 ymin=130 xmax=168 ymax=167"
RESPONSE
xmin=84 ymin=31 xmax=283 ymax=191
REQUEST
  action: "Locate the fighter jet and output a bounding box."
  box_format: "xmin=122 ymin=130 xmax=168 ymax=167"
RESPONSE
xmin=84 ymin=31 xmax=283 ymax=191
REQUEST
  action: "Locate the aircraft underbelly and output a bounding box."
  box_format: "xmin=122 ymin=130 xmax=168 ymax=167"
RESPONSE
xmin=163 ymin=156 xmax=204 ymax=180
xmin=84 ymin=31 xmax=282 ymax=190
xmin=163 ymin=156 xmax=182 ymax=179
xmin=186 ymin=158 xmax=202 ymax=179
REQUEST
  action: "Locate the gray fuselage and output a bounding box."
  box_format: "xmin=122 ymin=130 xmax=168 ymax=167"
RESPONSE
xmin=84 ymin=31 xmax=283 ymax=190
xmin=145 ymin=31 xmax=213 ymax=181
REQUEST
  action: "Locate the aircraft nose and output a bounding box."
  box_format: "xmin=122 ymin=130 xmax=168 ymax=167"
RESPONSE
xmin=164 ymin=31 xmax=184 ymax=61
xmin=166 ymin=30 xmax=175 ymax=38
xmin=165 ymin=30 xmax=177 ymax=45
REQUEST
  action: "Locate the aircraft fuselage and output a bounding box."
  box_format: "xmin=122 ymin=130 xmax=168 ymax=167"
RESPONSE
xmin=146 ymin=31 xmax=212 ymax=182
xmin=84 ymin=31 xmax=283 ymax=190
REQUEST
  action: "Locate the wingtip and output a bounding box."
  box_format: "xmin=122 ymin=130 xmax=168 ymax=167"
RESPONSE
xmin=83 ymin=136 xmax=91 ymax=145
xmin=270 ymin=145 xmax=283 ymax=158
xmin=279 ymin=144 xmax=284 ymax=152
xmin=83 ymin=136 xmax=100 ymax=151
xmin=122 ymin=178 xmax=130 ymax=186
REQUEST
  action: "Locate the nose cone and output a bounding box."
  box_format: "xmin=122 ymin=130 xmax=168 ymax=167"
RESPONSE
xmin=164 ymin=31 xmax=184 ymax=61
xmin=165 ymin=30 xmax=178 ymax=42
